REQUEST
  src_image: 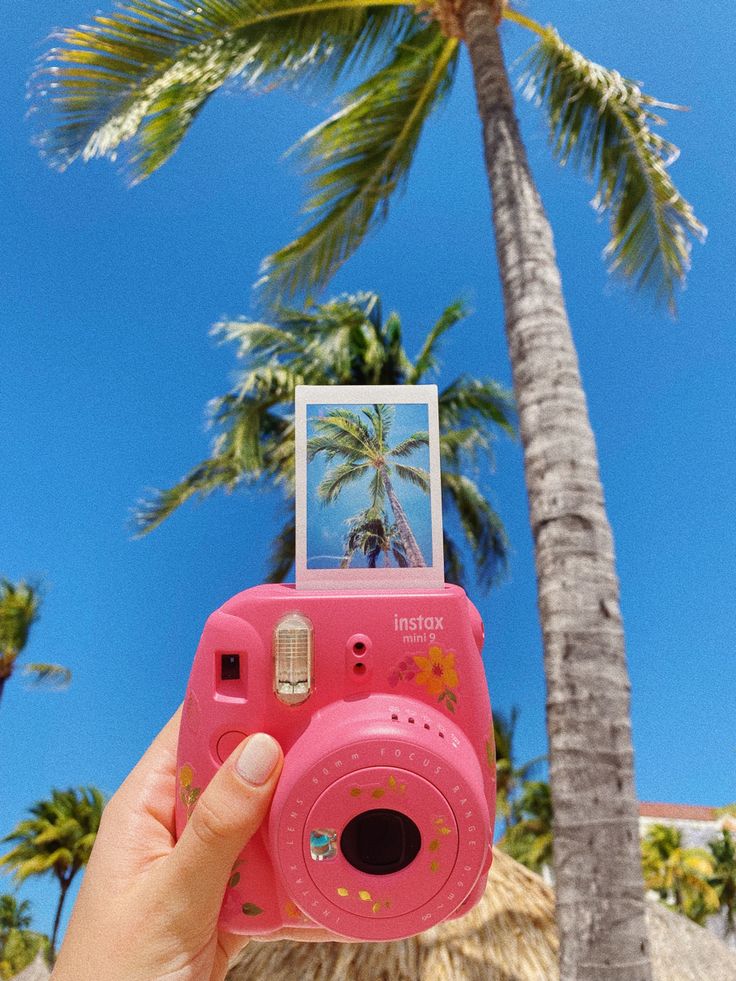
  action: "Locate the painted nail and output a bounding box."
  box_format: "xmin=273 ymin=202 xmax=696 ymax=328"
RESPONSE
xmin=236 ymin=733 xmax=280 ymax=786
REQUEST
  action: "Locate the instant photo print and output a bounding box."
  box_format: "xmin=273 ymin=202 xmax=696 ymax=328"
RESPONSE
xmin=295 ymin=385 xmax=444 ymax=589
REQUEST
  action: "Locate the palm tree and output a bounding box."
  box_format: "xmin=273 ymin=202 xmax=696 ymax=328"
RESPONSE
xmin=709 ymin=829 xmax=736 ymax=937
xmin=308 ymin=403 xmax=428 ymax=566
xmin=500 ymin=780 xmax=553 ymax=876
xmin=0 ymin=581 xmax=71 ymax=710
xmin=134 ymin=293 xmax=513 ymax=588
xmin=341 ymin=508 xmax=407 ymax=568
xmin=493 ymin=706 xmax=545 ymax=834
xmin=0 ymin=896 xmax=50 ymax=980
xmin=0 ymin=788 xmax=105 ymax=957
xmin=0 ymin=895 xmax=31 ymax=941
xmin=34 ymin=2 xmax=706 ymax=973
xmin=641 ymin=824 xmax=720 ymax=926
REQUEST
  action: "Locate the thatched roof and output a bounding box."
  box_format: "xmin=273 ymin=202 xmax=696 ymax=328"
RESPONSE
xmin=229 ymin=849 xmax=736 ymax=981
xmin=11 ymin=953 xmax=51 ymax=981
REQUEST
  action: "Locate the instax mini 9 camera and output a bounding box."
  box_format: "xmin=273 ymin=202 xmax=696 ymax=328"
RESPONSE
xmin=175 ymin=583 xmax=496 ymax=941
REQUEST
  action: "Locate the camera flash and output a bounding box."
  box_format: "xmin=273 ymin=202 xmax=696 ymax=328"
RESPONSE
xmin=274 ymin=612 xmax=313 ymax=704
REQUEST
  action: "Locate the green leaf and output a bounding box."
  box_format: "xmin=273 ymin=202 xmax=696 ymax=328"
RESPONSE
xmin=0 ymin=580 xmax=41 ymax=659
xmin=392 ymin=463 xmax=429 ymax=493
xmin=22 ymin=664 xmax=72 ymax=690
xmin=440 ymin=471 xmax=507 ymax=588
xmin=520 ymin=27 xmax=706 ymax=312
xmin=33 ymin=0 xmax=412 ymax=182
xmin=260 ymin=24 xmax=458 ymax=297
xmin=316 ymin=461 xmax=371 ymax=502
xmin=408 ymin=299 xmax=468 ymax=383
xmin=387 ymin=431 xmax=429 ymax=459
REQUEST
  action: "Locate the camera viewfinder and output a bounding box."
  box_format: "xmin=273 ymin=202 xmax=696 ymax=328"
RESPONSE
xmin=220 ymin=653 xmax=241 ymax=681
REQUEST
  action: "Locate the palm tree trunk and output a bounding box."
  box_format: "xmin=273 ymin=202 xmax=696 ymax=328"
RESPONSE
xmin=51 ymin=877 xmax=71 ymax=957
xmin=460 ymin=2 xmax=651 ymax=978
xmin=380 ymin=468 xmax=426 ymax=567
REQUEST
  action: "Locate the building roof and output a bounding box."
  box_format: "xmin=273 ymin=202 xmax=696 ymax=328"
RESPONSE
xmin=11 ymin=954 xmax=51 ymax=981
xmin=639 ymin=802 xmax=718 ymax=822
xmin=228 ymin=848 xmax=736 ymax=981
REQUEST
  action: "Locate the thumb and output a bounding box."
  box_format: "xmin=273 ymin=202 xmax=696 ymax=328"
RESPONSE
xmin=170 ymin=733 xmax=283 ymax=917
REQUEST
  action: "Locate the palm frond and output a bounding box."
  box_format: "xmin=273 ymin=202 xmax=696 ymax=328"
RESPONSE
xmin=213 ymin=319 xmax=304 ymax=362
xmin=364 ymin=402 xmax=394 ymax=449
xmin=133 ymin=449 xmax=245 ymax=535
xmin=22 ymin=664 xmax=72 ymax=690
xmin=407 ymin=299 xmax=468 ymax=383
xmin=441 ymin=470 xmax=507 ymax=588
xmin=308 ymin=409 xmax=377 ymax=458
xmin=442 ymin=531 xmax=465 ymax=587
xmin=439 ymin=376 xmax=515 ymax=438
xmin=392 ymin=463 xmax=429 ymax=492
xmin=0 ymin=580 xmax=41 ymax=656
xmin=368 ymin=467 xmax=385 ymax=510
xmin=34 ymin=0 xmax=411 ymax=182
xmin=133 ymin=396 xmax=291 ymax=535
xmin=266 ymin=509 xmax=295 ymax=582
xmin=387 ymin=430 xmax=429 ymax=458
xmin=520 ymin=28 xmax=706 ymax=311
xmin=316 ymin=461 xmax=370 ymax=502
xmin=439 ymin=426 xmax=488 ymax=468
xmin=260 ymin=23 xmax=458 ymax=297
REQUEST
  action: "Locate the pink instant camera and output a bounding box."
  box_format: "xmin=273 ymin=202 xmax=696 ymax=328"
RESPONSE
xmin=176 ymin=583 xmax=496 ymax=941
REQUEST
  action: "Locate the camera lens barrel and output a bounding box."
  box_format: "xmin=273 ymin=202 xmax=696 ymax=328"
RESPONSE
xmin=269 ymin=694 xmax=491 ymax=940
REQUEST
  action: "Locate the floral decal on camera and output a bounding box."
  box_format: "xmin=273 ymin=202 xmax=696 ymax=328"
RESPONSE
xmin=349 ymin=772 xmax=407 ymax=798
xmin=178 ymin=764 xmax=201 ymax=816
xmin=222 ymin=858 xmax=265 ymax=918
xmin=336 ymin=885 xmax=392 ymax=914
xmin=388 ymin=644 xmax=459 ymax=713
xmin=428 ymin=814 xmax=454 ymax=873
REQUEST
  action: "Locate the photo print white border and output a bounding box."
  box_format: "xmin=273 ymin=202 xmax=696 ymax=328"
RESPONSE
xmin=295 ymin=385 xmax=444 ymax=590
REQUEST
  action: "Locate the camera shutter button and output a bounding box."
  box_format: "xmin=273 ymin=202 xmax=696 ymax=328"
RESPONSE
xmin=216 ymin=730 xmax=248 ymax=762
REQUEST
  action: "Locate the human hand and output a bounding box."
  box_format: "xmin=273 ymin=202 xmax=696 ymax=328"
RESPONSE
xmin=53 ymin=707 xmax=338 ymax=981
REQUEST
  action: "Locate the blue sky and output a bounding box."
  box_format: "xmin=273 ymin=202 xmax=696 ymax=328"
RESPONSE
xmin=306 ymin=403 xmax=432 ymax=568
xmin=1 ymin=0 xmax=735 ymax=943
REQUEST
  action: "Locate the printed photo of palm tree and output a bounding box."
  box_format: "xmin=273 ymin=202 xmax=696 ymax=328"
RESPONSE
xmin=306 ymin=403 xmax=431 ymax=570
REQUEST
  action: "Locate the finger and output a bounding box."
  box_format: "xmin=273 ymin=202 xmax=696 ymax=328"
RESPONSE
xmin=169 ymin=733 xmax=283 ymax=916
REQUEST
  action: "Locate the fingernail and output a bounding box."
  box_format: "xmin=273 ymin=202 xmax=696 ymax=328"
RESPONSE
xmin=236 ymin=733 xmax=280 ymax=786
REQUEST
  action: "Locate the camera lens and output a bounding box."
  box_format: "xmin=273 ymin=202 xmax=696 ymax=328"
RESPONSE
xmin=340 ymin=809 xmax=421 ymax=875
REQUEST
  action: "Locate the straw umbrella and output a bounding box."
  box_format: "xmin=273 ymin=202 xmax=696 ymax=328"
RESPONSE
xmin=9 ymin=953 xmax=51 ymax=981
xmin=229 ymin=849 xmax=736 ymax=981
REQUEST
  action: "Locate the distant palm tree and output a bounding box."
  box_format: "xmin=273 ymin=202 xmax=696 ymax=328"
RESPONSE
xmin=0 ymin=895 xmax=49 ymax=980
xmin=308 ymin=403 xmax=428 ymax=566
xmin=500 ymin=780 xmax=553 ymax=876
xmin=134 ymin=293 xmax=513 ymax=587
xmin=341 ymin=509 xmax=407 ymax=569
xmin=709 ymin=829 xmax=736 ymax=936
xmin=0 ymin=581 xmax=71 ymax=710
xmin=0 ymin=895 xmax=31 ymax=940
xmin=493 ymin=706 xmax=546 ymax=833
xmin=0 ymin=788 xmax=105 ymax=956
xmin=641 ymin=823 xmax=719 ymax=925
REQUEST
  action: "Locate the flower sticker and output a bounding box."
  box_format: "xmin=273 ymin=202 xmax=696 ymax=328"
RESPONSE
xmin=388 ymin=644 xmax=459 ymax=713
xmin=414 ymin=645 xmax=459 ymax=712
xmin=178 ymin=764 xmax=202 ymax=816
xmin=414 ymin=645 xmax=458 ymax=695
